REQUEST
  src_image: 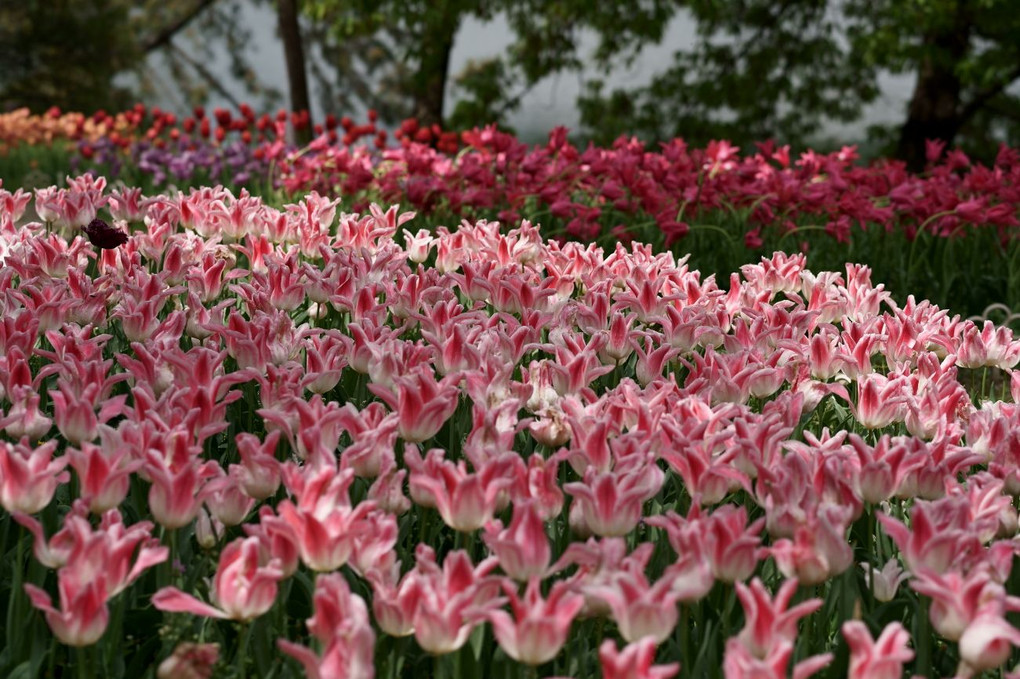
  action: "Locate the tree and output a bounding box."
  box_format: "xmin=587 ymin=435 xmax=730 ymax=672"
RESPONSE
xmin=0 ymin=0 xmax=141 ymax=113
xmin=301 ymin=0 xmax=674 ymax=130
xmin=0 ymin=0 xmax=284 ymax=116
xmin=577 ymin=0 xmax=1020 ymax=169
xmin=848 ymin=0 xmax=1020 ymax=168
xmin=145 ymin=0 xmax=282 ymax=112
xmin=302 ymin=0 xmax=492 ymax=128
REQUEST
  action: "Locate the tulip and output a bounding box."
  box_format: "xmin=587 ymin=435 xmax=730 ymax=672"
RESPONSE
xmin=234 ymin=430 xmax=282 ymax=500
xmin=25 ymin=579 xmax=109 ymax=647
xmin=0 ymin=387 xmax=53 ymax=441
xmin=146 ymin=455 xmax=214 ymax=530
xmin=564 ymin=461 xmax=663 ymax=538
xmin=734 ymin=578 xmax=822 ymax=660
xmin=489 ymin=578 xmax=584 ymax=665
xmin=153 ymin=537 xmax=283 ymax=622
xmin=410 ymin=545 xmax=503 ymax=655
xmin=405 ymin=446 xmax=515 ymax=533
xmin=842 ymin=621 xmax=913 ymax=679
xmin=704 ymin=505 xmax=764 ymax=584
xmin=277 ymin=463 xmax=375 ymax=572
xmin=483 ymin=501 xmax=551 ymax=581
xmin=860 ymin=559 xmax=909 ymax=603
xmin=723 ymin=638 xmax=832 ymax=679
xmin=853 ymin=374 xmax=908 ymax=430
xmin=584 ymin=571 xmax=681 ymax=644
xmin=67 ymin=442 xmax=142 ymax=513
xmin=0 ymin=439 xmax=68 ymax=514
xmin=370 ymin=367 xmax=461 ymax=443
xmin=599 ymin=638 xmax=680 ymax=679
xmin=958 ymin=613 xmax=1020 ymax=674
xmin=368 ymin=566 xmax=422 ymax=638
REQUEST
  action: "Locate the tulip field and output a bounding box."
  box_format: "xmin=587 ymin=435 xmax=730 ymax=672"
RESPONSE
xmin=2 ymin=106 xmax=1020 ymax=679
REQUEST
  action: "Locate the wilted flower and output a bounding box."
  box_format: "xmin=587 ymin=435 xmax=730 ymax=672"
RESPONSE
xmin=157 ymin=642 xmax=220 ymax=679
xmin=82 ymin=218 xmax=129 ymax=249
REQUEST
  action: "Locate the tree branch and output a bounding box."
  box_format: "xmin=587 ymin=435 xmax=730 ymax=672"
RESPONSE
xmin=142 ymin=0 xmax=219 ymax=53
xmin=168 ymin=41 xmax=241 ymax=109
xmin=984 ymin=97 xmax=1020 ymax=123
xmin=959 ymin=60 xmax=1020 ymax=125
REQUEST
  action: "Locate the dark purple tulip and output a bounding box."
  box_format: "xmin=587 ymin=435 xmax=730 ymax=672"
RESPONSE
xmin=82 ymin=218 xmax=128 ymax=249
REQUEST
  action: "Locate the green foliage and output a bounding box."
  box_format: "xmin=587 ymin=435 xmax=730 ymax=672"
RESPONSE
xmin=300 ymin=0 xmax=674 ymax=129
xmin=0 ymin=0 xmax=285 ymax=117
xmin=0 ymin=0 xmax=140 ymax=113
xmin=578 ymin=0 xmax=1020 ymax=163
xmin=299 ymin=0 xmax=491 ymax=125
xmin=446 ymin=58 xmax=520 ymax=133
xmin=579 ymin=1 xmax=878 ymax=148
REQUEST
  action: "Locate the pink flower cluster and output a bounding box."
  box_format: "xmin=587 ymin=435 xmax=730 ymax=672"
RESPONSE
xmin=2 ymin=176 xmax=1020 ymax=677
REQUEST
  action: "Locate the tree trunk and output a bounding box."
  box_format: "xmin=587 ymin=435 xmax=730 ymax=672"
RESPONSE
xmin=896 ymin=4 xmax=972 ymax=171
xmin=410 ymin=13 xmax=456 ymax=129
xmin=278 ymin=0 xmax=312 ymax=144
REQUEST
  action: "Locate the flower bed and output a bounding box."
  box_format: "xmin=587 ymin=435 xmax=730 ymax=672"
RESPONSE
xmin=5 ymin=106 xmax=1018 ymax=250
xmin=4 ymin=106 xmax=1020 ymax=318
xmin=1 ymin=177 xmax=1020 ymax=677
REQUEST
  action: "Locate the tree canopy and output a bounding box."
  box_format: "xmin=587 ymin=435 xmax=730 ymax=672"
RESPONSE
xmin=0 ymin=0 xmax=140 ymax=113
xmin=577 ymin=0 xmax=1020 ymax=168
xmin=0 ymin=0 xmax=280 ymax=115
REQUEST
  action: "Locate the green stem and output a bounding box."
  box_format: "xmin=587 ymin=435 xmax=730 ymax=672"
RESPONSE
xmin=807 ymin=585 xmax=818 ymax=654
xmin=104 ymin=590 xmax=127 ymax=673
xmin=454 ymin=529 xmax=464 ymax=553
xmin=418 ymin=507 xmax=427 ymax=553
xmin=686 ymin=223 xmax=737 ymax=243
xmin=170 ymin=528 xmax=180 ymax=586
xmin=679 ymin=604 xmax=691 ymax=672
xmin=719 ymin=586 xmax=737 ymax=641
xmin=7 ymin=531 xmax=25 ymax=664
xmin=237 ymin=621 xmax=253 ymax=679
xmin=916 ymin=209 xmax=958 ymax=237
xmin=867 ymin=510 xmax=879 ymax=610
xmin=76 ymin=646 xmax=90 ymax=679
xmin=84 ymin=250 xmax=99 ymax=280
xmin=778 ymin=224 xmax=828 ymax=242
xmin=157 ymin=525 xmax=171 ymax=590
xmin=915 ymin=595 xmax=931 ymax=676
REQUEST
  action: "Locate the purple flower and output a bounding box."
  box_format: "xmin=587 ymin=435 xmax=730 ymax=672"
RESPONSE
xmin=82 ymin=218 xmax=128 ymax=249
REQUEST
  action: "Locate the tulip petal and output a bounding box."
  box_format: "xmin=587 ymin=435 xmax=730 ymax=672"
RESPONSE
xmin=152 ymin=587 xmax=228 ymax=619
